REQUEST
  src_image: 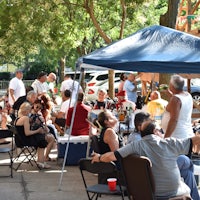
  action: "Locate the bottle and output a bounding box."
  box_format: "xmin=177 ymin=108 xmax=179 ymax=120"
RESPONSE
xmin=118 ymin=105 xmax=125 ymax=121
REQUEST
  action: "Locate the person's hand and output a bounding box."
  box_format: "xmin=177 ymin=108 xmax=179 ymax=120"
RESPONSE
xmin=37 ymin=127 xmax=45 ymax=134
xmin=91 ymin=152 xmax=100 ymax=163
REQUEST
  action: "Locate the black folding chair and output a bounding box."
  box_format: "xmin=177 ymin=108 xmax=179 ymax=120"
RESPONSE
xmin=79 ymin=158 xmax=125 ymax=200
xmin=0 ymin=129 xmax=14 ymax=177
xmin=8 ymin=125 xmax=39 ymax=170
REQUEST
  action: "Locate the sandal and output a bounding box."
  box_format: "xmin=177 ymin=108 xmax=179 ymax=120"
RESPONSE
xmin=37 ymin=162 xmax=51 ymax=169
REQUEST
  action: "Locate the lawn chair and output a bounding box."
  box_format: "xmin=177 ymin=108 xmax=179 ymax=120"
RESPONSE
xmin=0 ymin=129 xmax=14 ymax=177
xmin=79 ymin=158 xmax=125 ymax=200
xmin=8 ymin=125 xmax=40 ymax=170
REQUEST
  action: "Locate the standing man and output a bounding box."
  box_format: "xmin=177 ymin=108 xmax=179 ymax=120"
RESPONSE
xmin=60 ymin=74 xmax=83 ymax=104
xmin=162 ymin=74 xmax=194 ymax=139
xmin=31 ymin=71 xmax=48 ymax=96
xmin=123 ymin=73 xmax=137 ymax=103
xmin=8 ymin=69 xmax=26 ymax=107
xmin=44 ymin=72 xmax=57 ymax=97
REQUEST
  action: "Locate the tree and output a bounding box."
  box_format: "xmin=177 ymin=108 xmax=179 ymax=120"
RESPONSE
xmin=0 ymin=0 xmax=168 ymax=90
xmin=159 ymin=0 xmax=180 ymax=101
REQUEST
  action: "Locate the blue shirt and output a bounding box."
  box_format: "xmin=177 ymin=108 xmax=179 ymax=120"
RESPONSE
xmin=123 ymin=80 xmax=137 ymax=103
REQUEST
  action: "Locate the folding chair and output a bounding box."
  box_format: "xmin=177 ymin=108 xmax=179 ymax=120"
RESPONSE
xmin=79 ymin=158 xmax=125 ymax=200
xmin=120 ymin=155 xmax=191 ymax=200
xmin=8 ymin=125 xmax=39 ymax=170
xmin=0 ymin=129 xmax=14 ymax=177
xmin=90 ymin=135 xmax=100 ymax=154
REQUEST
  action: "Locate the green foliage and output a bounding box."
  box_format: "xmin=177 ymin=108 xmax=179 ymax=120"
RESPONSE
xmin=0 ymin=0 xmax=168 ymax=75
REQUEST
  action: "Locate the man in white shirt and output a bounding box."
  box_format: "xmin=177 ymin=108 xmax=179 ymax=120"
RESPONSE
xmin=51 ymin=89 xmax=72 ymax=134
xmin=8 ymin=69 xmax=26 ymax=107
xmin=31 ymin=71 xmax=48 ymax=96
xmin=60 ymin=74 xmax=83 ymax=103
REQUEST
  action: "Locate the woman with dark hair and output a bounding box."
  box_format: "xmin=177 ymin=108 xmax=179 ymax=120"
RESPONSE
xmin=95 ymin=110 xmax=123 ymax=154
xmin=30 ymin=99 xmax=55 ymax=162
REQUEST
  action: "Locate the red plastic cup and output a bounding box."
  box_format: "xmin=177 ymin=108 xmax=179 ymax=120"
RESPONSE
xmin=107 ymin=178 xmax=117 ymax=191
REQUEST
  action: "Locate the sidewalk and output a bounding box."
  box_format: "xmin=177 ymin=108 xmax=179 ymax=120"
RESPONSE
xmin=0 ymin=149 xmax=122 ymax=200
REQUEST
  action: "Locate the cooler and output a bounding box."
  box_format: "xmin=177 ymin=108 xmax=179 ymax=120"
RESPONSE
xmin=57 ymin=135 xmax=89 ymax=165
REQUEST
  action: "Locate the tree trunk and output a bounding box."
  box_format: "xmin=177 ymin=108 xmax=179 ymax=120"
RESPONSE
xmin=108 ymin=70 xmax=115 ymax=99
xmin=60 ymin=57 xmax=65 ymax=82
xmin=159 ymin=0 xmax=180 ymax=101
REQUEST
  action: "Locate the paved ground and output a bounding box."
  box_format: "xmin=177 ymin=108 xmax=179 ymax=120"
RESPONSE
xmin=0 ymin=147 xmax=124 ymax=200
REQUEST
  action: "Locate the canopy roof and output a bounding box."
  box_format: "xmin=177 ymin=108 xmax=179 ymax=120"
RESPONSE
xmin=80 ymin=25 xmax=200 ymax=74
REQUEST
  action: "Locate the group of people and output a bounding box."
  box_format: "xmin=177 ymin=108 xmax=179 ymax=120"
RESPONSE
xmin=91 ymin=74 xmax=200 ymax=200
xmin=1 ymin=68 xmax=200 ymax=199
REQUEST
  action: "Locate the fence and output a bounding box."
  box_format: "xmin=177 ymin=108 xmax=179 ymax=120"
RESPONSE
xmin=0 ymin=80 xmax=34 ymax=90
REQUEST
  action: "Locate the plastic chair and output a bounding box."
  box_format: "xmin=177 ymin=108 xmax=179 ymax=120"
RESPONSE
xmin=8 ymin=125 xmax=39 ymax=170
xmin=120 ymin=155 xmax=191 ymax=200
xmin=0 ymin=129 xmax=14 ymax=177
xmin=79 ymin=158 xmax=125 ymax=200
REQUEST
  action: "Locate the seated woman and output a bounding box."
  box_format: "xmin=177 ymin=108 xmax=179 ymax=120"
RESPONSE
xmin=93 ymin=109 xmax=124 ymax=184
xmin=30 ymin=99 xmax=55 ymax=161
xmin=15 ymin=102 xmax=54 ymax=168
xmin=95 ymin=110 xmax=123 ymax=154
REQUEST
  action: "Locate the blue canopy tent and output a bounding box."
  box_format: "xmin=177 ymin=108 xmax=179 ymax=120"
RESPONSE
xmin=79 ymin=25 xmax=200 ymax=74
xmin=59 ymin=25 xmax=200 ymax=190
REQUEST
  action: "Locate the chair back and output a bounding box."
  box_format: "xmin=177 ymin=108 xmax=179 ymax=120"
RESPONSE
xmin=120 ymin=155 xmax=156 ymax=200
xmin=90 ymin=135 xmax=100 ymax=153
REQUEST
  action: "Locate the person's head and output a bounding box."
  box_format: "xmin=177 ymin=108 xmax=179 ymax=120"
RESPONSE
xmin=120 ymin=73 xmax=127 ymax=81
xmin=62 ymin=89 xmax=71 ymax=100
xmin=18 ymin=102 xmax=32 ymax=117
xmin=97 ymin=109 xmax=116 ymax=128
xmin=127 ymin=73 xmax=136 ymax=82
xmin=37 ymin=71 xmax=47 ymax=83
xmin=15 ymin=69 xmax=23 ymax=79
xmin=134 ymin=112 xmax=150 ymax=132
xmin=117 ymin=90 xmax=126 ymax=101
xmin=26 ymin=91 xmax=37 ymax=104
xmin=33 ymin=99 xmax=43 ymax=112
xmin=169 ymin=74 xmax=184 ymax=93
xmin=77 ymin=92 xmax=84 ymax=102
xmin=97 ymin=88 xmax=107 ymax=102
xmin=150 ymin=91 xmax=161 ymax=101
xmin=140 ymin=120 xmax=161 ymax=137
xmin=64 ymin=74 xmax=71 ymax=80
xmin=47 ymin=72 xmax=56 ymax=83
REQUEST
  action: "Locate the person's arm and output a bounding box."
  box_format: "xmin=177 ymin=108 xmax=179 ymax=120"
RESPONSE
xmin=91 ymin=152 xmax=117 ymax=163
xmin=66 ymin=108 xmax=72 ymax=127
xmin=23 ymin=117 xmax=44 ymax=136
xmin=164 ymin=96 xmax=181 ymax=138
xmin=9 ymin=89 xmax=15 ymax=103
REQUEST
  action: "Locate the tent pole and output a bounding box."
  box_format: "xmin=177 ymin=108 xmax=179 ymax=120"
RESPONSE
xmin=58 ymin=67 xmax=84 ymax=190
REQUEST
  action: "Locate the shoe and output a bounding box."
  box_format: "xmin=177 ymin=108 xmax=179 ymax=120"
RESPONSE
xmin=37 ymin=162 xmax=51 ymax=169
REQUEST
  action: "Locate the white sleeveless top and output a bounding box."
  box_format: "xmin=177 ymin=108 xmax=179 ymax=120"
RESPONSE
xmin=161 ymin=92 xmax=194 ymax=139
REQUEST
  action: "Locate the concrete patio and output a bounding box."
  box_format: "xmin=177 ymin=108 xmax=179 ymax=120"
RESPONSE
xmin=0 ymin=148 xmax=123 ymax=200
